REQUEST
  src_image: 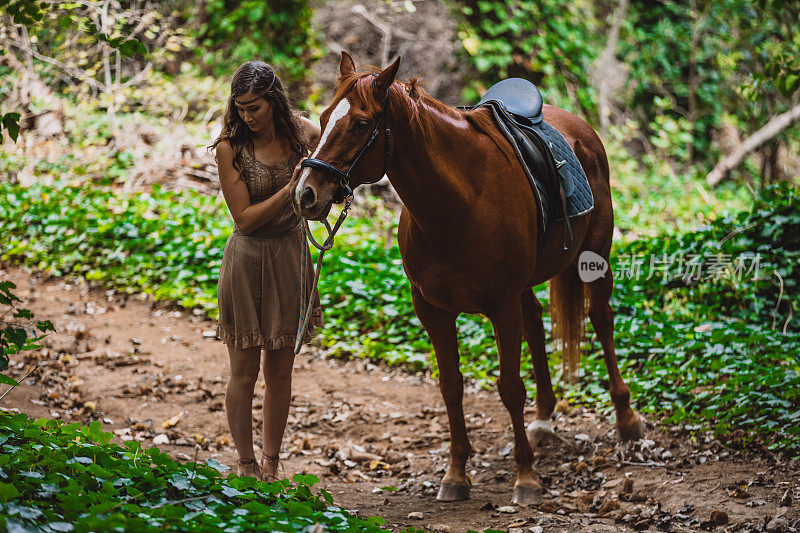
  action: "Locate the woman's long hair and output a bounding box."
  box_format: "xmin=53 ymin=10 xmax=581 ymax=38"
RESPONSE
xmin=209 ymin=61 xmax=307 ymax=173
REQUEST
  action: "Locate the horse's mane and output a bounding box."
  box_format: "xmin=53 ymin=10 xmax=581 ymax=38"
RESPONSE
xmin=334 ymin=68 xmax=516 ymax=165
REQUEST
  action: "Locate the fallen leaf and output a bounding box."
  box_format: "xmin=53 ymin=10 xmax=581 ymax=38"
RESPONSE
xmin=162 ymin=411 xmax=185 ymax=429
xmin=622 ymin=478 xmax=634 ymax=494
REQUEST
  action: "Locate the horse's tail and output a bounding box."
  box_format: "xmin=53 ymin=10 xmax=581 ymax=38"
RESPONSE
xmin=549 ymin=264 xmax=588 ymax=382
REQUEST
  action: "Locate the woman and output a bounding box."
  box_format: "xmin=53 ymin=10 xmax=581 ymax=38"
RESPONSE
xmin=209 ymin=60 xmax=323 ymax=481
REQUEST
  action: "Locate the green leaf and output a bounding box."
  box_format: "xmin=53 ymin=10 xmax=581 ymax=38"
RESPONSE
xmin=47 ymin=523 xmax=74 ymax=532
xmin=205 ymin=458 xmax=229 ymax=473
xmin=0 ymin=482 xmax=19 ymax=502
xmin=2 ymin=113 xmax=21 ymax=142
xmin=784 ymin=74 xmax=800 ymax=97
xmin=169 ymin=474 xmax=192 ymax=491
xmin=221 ymin=485 xmax=243 ymax=497
xmin=0 ymin=374 xmax=18 ymax=386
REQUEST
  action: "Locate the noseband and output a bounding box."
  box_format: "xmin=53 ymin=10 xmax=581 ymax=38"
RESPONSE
xmin=300 ymin=91 xmax=392 ymax=203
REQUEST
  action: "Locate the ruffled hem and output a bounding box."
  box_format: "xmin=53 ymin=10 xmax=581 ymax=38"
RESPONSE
xmin=216 ymin=313 xmax=323 ymax=351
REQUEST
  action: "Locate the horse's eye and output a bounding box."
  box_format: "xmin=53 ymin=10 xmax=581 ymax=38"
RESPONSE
xmin=354 ymin=119 xmax=369 ymax=130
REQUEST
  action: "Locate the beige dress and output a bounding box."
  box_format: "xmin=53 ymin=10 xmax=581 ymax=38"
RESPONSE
xmin=216 ymin=147 xmax=323 ymax=350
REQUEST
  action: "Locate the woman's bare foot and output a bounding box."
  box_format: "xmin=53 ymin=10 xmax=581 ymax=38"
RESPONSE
xmin=236 ymin=457 xmax=261 ymax=479
xmin=260 ymin=452 xmax=281 ymax=482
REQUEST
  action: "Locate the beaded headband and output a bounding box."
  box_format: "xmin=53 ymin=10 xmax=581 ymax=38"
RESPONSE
xmin=233 ymin=73 xmax=277 ymax=105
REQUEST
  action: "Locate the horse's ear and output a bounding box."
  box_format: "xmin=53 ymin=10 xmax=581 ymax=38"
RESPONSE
xmin=374 ymin=56 xmax=401 ymax=98
xmin=340 ymin=51 xmax=356 ymax=76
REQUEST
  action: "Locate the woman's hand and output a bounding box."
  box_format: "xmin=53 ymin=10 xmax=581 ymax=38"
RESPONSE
xmin=288 ymin=157 xmax=309 ymax=190
xmin=286 ymin=157 xmax=308 ymax=213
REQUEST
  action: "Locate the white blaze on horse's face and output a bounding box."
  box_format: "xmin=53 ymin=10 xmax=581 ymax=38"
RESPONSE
xmin=295 ymin=98 xmax=351 ymax=205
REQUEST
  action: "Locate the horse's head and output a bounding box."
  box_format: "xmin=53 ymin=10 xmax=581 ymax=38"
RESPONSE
xmin=292 ymin=52 xmax=401 ymax=220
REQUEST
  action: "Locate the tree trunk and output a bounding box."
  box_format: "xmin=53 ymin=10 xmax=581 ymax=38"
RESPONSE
xmin=594 ymin=0 xmax=629 ymax=135
xmin=687 ymin=0 xmax=706 ymax=167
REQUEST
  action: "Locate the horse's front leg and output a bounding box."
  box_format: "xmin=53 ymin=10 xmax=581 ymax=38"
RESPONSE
xmin=411 ymin=285 xmax=472 ymax=501
xmin=489 ymin=297 xmax=543 ymax=505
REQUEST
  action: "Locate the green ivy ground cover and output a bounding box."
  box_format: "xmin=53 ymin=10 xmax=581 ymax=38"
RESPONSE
xmin=0 ymin=411 xmax=391 ymax=531
xmin=0 ymin=182 xmax=798 ymax=453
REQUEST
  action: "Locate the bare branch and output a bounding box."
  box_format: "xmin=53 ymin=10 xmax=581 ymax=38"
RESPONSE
xmin=5 ymin=39 xmax=108 ymax=92
xmin=120 ymin=61 xmax=153 ymax=88
xmin=0 ymin=363 xmax=41 ymax=402
xmin=706 ymin=103 xmax=800 ymax=186
xmin=351 ymin=4 xmax=392 ymax=67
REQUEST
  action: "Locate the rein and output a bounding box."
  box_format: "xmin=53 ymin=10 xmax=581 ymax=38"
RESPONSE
xmin=293 ymin=88 xmax=392 ymax=354
xmin=294 ymin=196 xmax=352 ymax=353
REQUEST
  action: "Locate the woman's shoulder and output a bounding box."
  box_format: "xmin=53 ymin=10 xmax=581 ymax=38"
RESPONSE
xmin=296 ymin=115 xmax=313 ymax=130
xmin=215 ymin=139 xmax=234 ymax=160
xmin=216 ymin=140 xmax=253 ymax=163
xmin=297 ymin=116 xmax=321 ymax=148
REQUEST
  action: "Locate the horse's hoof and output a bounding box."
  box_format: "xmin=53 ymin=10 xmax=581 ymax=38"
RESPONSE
xmin=527 ymin=419 xmax=556 ymax=448
xmin=512 ymin=483 xmax=543 ymax=506
xmin=437 ymin=483 xmax=470 ymax=501
xmin=617 ymin=413 xmax=646 ymax=441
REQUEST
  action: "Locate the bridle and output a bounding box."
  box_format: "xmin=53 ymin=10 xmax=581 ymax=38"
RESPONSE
xmin=294 ymin=85 xmax=393 ymax=354
xmin=299 ymin=92 xmax=392 ymax=204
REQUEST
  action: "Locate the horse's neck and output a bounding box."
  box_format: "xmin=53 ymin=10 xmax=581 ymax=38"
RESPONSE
xmin=386 ymin=96 xmax=481 ymax=237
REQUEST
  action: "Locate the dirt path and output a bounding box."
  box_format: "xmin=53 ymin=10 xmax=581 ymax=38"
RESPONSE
xmin=2 ymin=264 xmax=798 ymax=532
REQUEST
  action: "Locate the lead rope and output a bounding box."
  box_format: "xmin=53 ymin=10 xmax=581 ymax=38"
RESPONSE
xmin=295 ymin=195 xmax=353 ymax=354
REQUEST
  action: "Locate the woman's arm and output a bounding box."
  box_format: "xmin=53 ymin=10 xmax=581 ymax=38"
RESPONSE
xmin=216 ymin=140 xmax=292 ymax=234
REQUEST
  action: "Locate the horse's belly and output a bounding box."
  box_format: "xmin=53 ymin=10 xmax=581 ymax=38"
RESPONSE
xmin=401 ymin=249 xmax=521 ymax=314
xmin=412 ymin=272 xmax=489 ymax=314
xmin=527 ymin=216 xmax=590 ymax=285
xmin=416 ymin=276 xmax=487 ymax=313
xmin=398 ymin=208 xmax=538 ymax=313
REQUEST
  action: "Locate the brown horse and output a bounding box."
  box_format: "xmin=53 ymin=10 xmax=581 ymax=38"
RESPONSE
xmin=292 ymin=52 xmax=644 ymax=505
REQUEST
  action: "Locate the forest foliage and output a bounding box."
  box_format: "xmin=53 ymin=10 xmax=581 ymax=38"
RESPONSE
xmin=453 ymin=0 xmax=800 ymax=185
xmin=0 ymin=410 xmax=394 ymax=531
xmin=2 ymin=0 xmax=799 ymax=174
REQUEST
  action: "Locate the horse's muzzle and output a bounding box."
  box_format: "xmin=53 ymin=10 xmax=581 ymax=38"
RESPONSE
xmin=297 ymin=185 xmax=316 ymax=212
xmin=294 ymin=186 xmax=334 ymax=221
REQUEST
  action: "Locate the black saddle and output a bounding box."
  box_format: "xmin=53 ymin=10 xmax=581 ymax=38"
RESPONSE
xmin=466 ymin=78 xmax=594 ymax=250
xmin=476 ymin=77 xmax=544 ymax=125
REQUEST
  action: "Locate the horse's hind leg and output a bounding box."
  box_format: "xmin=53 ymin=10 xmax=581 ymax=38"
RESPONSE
xmin=410 ymin=286 xmax=472 ymax=501
xmin=520 ymin=290 xmax=558 ymax=447
xmin=586 ymin=270 xmax=645 ymax=440
xmin=490 ymin=297 xmax=542 ymax=505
